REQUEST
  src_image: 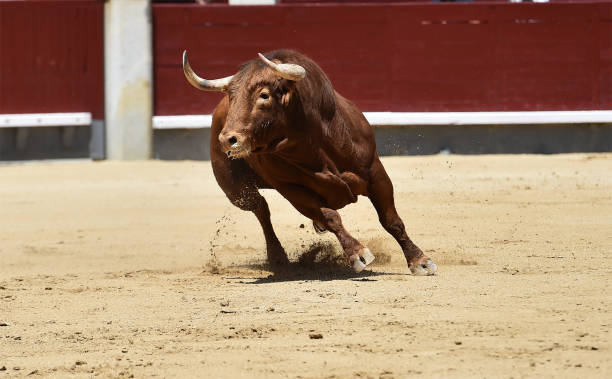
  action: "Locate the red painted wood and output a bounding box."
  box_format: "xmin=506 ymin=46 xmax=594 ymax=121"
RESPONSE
xmin=154 ymin=2 xmax=611 ymax=115
xmin=599 ymin=2 xmax=612 ymax=108
xmin=0 ymin=1 xmax=104 ymax=118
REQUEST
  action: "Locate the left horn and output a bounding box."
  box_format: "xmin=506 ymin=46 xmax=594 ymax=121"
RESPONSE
xmin=257 ymin=53 xmax=306 ymax=82
xmin=183 ymin=50 xmax=233 ymax=92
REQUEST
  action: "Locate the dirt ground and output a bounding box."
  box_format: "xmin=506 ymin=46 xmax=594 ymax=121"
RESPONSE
xmin=1 ymin=154 xmax=611 ymax=378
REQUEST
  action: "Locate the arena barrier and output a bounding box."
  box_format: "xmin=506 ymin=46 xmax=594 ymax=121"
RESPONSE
xmin=0 ymin=1 xmax=104 ymax=160
xmin=154 ymin=2 xmax=612 ymax=115
xmin=150 ymin=1 xmax=611 ymax=159
xmin=1 ymin=1 xmax=610 ymax=160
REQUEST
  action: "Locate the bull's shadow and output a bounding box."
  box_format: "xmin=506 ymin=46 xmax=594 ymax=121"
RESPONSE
xmin=232 ymin=241 xmax=400 ymax=284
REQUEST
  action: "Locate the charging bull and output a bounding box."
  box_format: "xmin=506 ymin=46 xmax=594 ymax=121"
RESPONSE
xmin=183 ymin=49 xmax=437 ymax=275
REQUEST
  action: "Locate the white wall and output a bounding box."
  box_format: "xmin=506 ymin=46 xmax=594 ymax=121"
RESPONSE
xmin=104 ymin=0 xmax=153 ymax=160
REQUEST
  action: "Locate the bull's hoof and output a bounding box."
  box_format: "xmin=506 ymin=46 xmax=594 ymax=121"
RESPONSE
xmin=312 ymin=220 xmax=327 ymax=234
xmin=409 ymin=257 xmax=438 ymax=276
xmin=267 ymin=243 xmax=290 ymax=270
xmin=350 ymin=248 xmax=376 ymax=273
xmin=270 ymin=256 xmax=290 ymax=267
xmin=360 ymin=248 xmax=375 ymax=265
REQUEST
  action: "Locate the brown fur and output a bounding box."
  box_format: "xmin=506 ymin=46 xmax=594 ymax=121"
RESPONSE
xmin=207 ymin=50 xmax=432 ymax=272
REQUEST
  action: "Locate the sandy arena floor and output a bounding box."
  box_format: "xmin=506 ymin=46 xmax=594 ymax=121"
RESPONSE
xmin=1 ymin=154 xmax=611 ymax=378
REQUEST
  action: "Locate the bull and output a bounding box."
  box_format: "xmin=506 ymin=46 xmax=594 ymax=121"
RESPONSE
xmin=183 ymin=49 xmax=437 ymax=275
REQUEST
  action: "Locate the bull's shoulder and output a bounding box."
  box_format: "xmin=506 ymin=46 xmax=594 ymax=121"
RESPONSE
xmin=322 ymin=91 xmax=376 ymax=167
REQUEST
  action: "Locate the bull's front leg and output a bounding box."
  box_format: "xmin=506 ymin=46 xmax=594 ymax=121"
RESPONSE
xmin=277 ymin=184 xmax=375 ymax=272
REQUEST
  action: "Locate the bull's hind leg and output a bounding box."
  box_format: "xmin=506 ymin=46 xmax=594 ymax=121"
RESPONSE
xmin=211 ymin=154 xmax=289 ymax=268
xmin=319 ymin=207 xmax=375 ymax=272
xmin=367 ymin=156 xmax=437 ymax=275
xmin=275 ymin=184 xmax=374 ymax=272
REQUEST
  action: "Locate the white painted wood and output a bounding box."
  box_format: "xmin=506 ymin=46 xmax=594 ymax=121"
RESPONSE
xmin=229 ymin=0 xmax=276 ymax=5
xmin=364 ymin=111 xmax=612 ymax=126
xmin=153 ymin=115 xmax=212 ymax=129
xmin=0 ymin=113 xmax=92 ymax=128
xmin=152 ymin=111 xmax=612 ymax=130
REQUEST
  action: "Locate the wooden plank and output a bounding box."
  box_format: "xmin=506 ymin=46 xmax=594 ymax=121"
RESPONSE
xmin=0 ymin=1 xmax=104 ymax=118
xmin=387 ymin=4 xmax=495 ymax=111
xmin=599 ymin=2 xmax=612 ymax=109
xmin=491 ymin=3 xmax=598 ymax=110
xmin=153 ymin=2 xmax=609 ymax=115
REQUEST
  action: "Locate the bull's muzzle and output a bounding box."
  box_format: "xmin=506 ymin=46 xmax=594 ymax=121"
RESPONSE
xmin=219 ymin=132 xmax=251 ymax=159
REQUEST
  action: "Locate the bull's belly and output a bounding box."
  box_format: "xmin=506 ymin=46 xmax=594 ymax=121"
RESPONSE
xmin=249 ymin=158 xmax=367 ymax=210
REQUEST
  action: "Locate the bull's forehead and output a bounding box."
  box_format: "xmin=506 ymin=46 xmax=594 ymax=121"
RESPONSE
xmin=228 ymin=64 xmax=280 ymax=99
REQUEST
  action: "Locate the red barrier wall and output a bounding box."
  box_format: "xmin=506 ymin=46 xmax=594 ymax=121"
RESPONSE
xmin=154 ymin=2 xmax=611 ymax=116
xmin=0 ymin=1 xmax=104 ymax=118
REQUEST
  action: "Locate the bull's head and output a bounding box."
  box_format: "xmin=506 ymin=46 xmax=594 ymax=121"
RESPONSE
xmin=183 ymin=51 xmax=306 ymax=159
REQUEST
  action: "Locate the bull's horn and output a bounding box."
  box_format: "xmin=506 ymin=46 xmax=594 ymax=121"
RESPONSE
xmin=258 ymin=53 xmax=306 ymax=82
xmin=183 ymin=50 xmax=233 ymax=92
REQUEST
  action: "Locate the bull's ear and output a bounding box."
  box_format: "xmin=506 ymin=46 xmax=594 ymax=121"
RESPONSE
xmin=280 ymin=81 xmax=296 ymax=107
xmin=281 ymin=91 xmax=292 ymax=107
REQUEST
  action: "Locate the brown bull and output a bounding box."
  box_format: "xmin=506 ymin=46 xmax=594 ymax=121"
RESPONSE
xmin=183 ymin=49 xmax=437 ymax=275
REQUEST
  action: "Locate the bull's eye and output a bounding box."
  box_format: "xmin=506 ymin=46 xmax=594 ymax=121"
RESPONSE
xmin=260 ymin=92 xmax=269 ymax=100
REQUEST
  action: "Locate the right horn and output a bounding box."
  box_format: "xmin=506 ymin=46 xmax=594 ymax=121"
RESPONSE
xmin=258 ymin=53 xmax=306 ymax=82
xmin=183 ymin=50 xmax=233 ymax=92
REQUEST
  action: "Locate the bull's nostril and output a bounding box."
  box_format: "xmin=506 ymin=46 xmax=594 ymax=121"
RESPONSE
xmin=228 ymin=136 xmax=238 ymax=145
